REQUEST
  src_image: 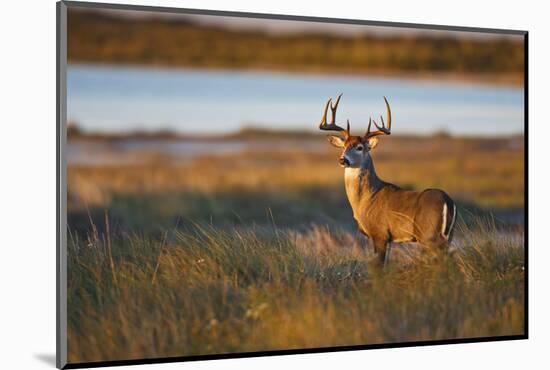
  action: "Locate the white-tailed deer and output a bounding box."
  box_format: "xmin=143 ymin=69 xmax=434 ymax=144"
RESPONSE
xmin=319 ymin=93 xmax=456 ymax=267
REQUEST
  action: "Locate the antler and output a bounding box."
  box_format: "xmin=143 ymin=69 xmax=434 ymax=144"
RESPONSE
xmin=365 ymin=96 xmax=392 ymax=139
xmin=319 ymin=93 xmax=349 ymax=138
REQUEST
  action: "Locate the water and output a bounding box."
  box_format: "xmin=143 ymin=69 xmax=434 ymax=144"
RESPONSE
xmin=67 ymin=138 xmax=326 ymax=165
xmin=67 ymin=64 xmax=524 ymax=136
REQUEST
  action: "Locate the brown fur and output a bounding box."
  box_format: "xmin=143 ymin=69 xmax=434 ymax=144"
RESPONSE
xmin=329 ymin=134 xmax=456 ymax=266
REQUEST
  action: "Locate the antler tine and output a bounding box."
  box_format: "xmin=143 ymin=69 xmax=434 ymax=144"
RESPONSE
xmin=330 ymin=93 xmax=343 ymax=124
xmin=373 ymin=117 xmax=390 ymax=134
xmin=384 ymin=96 xmax=391 ymax=131
xmin=318 ymin=93 xmax=349 ymax=137
xmin=365 ymin=97 xmax=392 ymax=139
xmin=319 ymin=98 xmax=332 ymax=128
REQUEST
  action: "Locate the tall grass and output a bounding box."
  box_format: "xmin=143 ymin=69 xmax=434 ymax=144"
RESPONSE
xmin=67 ymin=218 xmax=524 ymax=363
xmin=66 ymin=135 xmax=524 ymax=363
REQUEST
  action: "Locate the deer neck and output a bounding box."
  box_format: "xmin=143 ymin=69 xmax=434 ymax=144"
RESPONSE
xmin=344 ymin=154 xmax=384 ymax=216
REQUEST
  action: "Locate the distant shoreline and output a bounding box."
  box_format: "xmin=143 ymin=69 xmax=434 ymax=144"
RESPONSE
xmin=68 ymin=61 xmax=524 ymax=88
xmin=67 ymin=126 xmax=525 ymax=142
xmin=68 ymin=9 xmax=524 ymax=89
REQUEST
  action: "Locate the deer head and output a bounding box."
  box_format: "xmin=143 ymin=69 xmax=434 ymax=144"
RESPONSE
xmin=319 ymin=93 xmax=392 ymax=168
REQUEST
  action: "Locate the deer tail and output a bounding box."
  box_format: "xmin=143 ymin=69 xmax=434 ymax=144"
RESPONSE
xmin=441 ymin=200 xmax=457 ymax=241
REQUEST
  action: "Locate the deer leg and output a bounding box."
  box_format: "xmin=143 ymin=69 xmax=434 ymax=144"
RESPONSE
xmin=384 ymin=242 xmax=392 ymax=267
xmin=357 ymin=224 xmax=369 ymax=252
xmin=372 ymin=238 xmax=388 ymax=267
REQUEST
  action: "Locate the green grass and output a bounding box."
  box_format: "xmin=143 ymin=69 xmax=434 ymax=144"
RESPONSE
xmin=67 ymin=216 xmax=524 ymax=363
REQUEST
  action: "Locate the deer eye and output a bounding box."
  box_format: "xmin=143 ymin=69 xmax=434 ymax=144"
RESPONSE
xmin=356 ymin=145 xmax=364 ymax=151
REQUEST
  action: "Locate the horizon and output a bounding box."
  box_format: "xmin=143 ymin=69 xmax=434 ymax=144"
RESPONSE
xmin=67 ymin=122 xmax=525 ymax=139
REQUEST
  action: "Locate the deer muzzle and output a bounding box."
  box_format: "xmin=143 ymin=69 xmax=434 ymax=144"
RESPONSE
xmin=339 ymin=156 xmax=350 ymax=167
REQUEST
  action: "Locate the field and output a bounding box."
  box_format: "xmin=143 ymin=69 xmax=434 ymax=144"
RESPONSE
xmin=66 ymin=133 xmax=525 ymax=363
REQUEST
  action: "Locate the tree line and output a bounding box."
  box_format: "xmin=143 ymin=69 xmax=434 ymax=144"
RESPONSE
xmin=68 ymin=9 xmax=524 ymax=82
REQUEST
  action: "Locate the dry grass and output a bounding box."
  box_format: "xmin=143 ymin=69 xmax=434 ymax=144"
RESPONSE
xmin=66 ymin=135 xmax=525 ymax=364
xmin=68 ymin=136 xmax=524 ymax=210
xmin=67 ymin=219 xmax=524 ymax=363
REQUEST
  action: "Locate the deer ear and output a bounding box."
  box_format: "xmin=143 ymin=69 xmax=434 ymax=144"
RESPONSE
xmin=367 ymin=137 xmax=379 ymax=150
xmin=327 ymin=135 xmax=345 ymax=148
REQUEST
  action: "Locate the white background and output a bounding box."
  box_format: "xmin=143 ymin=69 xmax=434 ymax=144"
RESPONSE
xmin=0 ymin=0 xmax=547 ymax=369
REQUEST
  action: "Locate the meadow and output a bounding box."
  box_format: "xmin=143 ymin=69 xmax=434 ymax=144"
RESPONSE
xmin=66 ymin=133 xmax=525 ymax=363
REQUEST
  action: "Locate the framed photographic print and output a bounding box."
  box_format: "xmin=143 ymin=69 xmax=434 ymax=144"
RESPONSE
xmin=56 ymin=1 xmax=528 ymax=368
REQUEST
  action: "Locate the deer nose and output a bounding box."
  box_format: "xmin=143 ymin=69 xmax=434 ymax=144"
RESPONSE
xmin=339 ymin=157 xmax=350 ymax=166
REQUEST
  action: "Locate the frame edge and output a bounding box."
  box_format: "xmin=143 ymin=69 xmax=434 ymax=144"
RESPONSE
xmin=57 ymin=1 xmax=68 ymax=368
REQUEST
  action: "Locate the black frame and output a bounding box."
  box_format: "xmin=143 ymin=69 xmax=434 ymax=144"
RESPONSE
xmin=56 ymin=1 xmax=529 ymax=368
